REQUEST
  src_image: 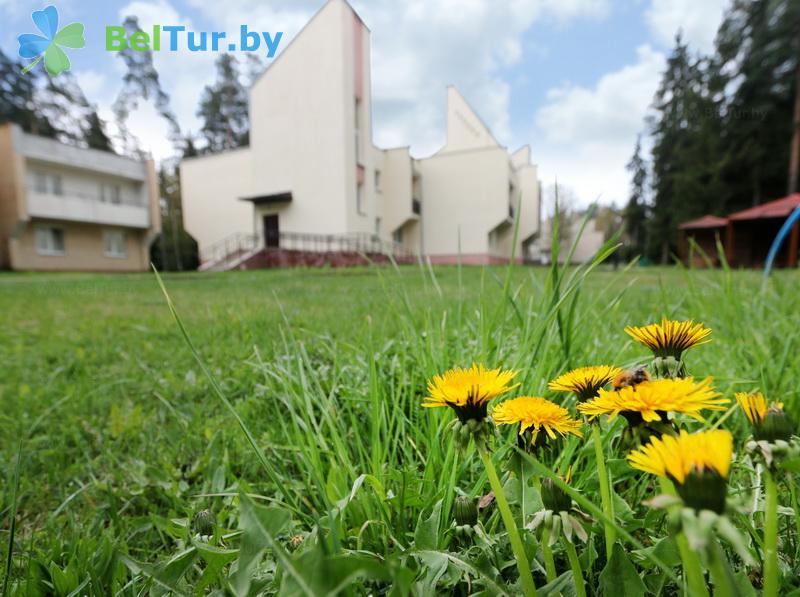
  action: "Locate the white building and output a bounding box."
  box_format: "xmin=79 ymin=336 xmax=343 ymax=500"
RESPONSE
xmin=181 ymin=0 xmax=540 ymax=267
xmin=535 ymin=206 xmax=621 ymax=264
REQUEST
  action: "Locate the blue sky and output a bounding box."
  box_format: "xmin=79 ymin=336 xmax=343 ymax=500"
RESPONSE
xmin=1 ymin=0 xmax=729 ymax=208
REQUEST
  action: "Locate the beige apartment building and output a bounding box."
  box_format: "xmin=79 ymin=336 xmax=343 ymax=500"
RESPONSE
xmin=181 ymin=0 xmax=541 ymax=267
xmin=0 ymin=123 xmax=161 ymax=272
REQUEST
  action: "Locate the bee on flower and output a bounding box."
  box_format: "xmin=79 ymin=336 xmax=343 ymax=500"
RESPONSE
xmin=578 ymin=377 xmax=727 ymax=426
xmin=548 ymin=365 xmax=623 ymax=402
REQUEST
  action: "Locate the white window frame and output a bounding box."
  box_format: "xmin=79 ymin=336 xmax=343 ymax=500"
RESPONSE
xmin=35 ymin=226 xmax=65 ymax=256
xmin=51 ymin=174 xmax=63 ymax=196
xmin=33 ymin=170 xmax=48 ymax=193
xmin=103 ymin=229 xmax=128 ymax=258
xmin=100 ymin=183 xmax=122 ymax=204
xmin=374 ymin=169 xmax=381 ymax=192
xmin=356 ymin=183 xmax=365 ymax=216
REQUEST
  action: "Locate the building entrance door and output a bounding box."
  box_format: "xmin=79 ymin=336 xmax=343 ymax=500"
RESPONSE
xmin=263 ymin=215 xmax=279 ymax=248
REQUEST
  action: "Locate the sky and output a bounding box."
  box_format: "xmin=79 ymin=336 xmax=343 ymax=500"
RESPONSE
xmin=0 ymin=0 xmax=731 ymax=208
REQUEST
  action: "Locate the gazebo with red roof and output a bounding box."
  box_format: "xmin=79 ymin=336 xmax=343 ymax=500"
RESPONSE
xmin=678 ymin=214 xmax=729 ymax=267
xmin=724 ymin=194 xmax=800 ymax=268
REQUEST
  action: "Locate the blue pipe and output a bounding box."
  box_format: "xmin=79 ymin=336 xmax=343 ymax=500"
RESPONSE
xmin=763 ymin=205 xmax=800 ymax=277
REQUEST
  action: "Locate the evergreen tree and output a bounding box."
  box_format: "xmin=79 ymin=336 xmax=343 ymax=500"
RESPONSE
xmin=197 ymin=54 xmax=250 ymax=152
xmin=0 ymin=48 xmax=54 ymax=136
xmin=112 ymin=15 xmax=182 ymax=156
xmin=713 ymin=0 xmax=800 ymax=208
xmin=624 ymin=135 xmax=649 ymax=258
xmin=647 ymin=35 xmax=722 ymax=262
xmin=84 ymin=110 xmax=113 ymax=152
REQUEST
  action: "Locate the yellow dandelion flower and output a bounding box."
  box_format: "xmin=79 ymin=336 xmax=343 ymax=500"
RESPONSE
xmin=548 ymin=365 xmax=623 ymax=401
xmin=423 ymin=364 xmax=519 ymax=422
xmin=624 ymin=318 xmax=711 ymax=358
xmin=735 ymin=392 xmax=779 ymax=426
xmin=628 ymin=429 xmax=732 ymax=482
xmin=577 ymin=377 xmax=727 ymax=425
xmin=736 ymin=391 xmax=793 ymax=442
xmin=492 ymin=396 xmax=583 ymax=445
xmin=627 ymin=429 xmax=732 ymax=513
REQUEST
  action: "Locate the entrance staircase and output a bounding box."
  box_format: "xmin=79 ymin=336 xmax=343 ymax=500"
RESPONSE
xmin=199 ymin=231 xmax=414 ymax=272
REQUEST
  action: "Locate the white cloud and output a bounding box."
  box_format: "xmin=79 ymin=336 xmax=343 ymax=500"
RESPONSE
xmin=187 ymin=0 xmax=613 ymax=157
xmin=645 ymin=0 xmax=730 ymax=53
xmin=86 ymin=0 xmax=613 ymax=162
xmin=533 ymin=45 xmax=665 ymax=206
xmin=73 ymin=70 xmax=107 ymax=103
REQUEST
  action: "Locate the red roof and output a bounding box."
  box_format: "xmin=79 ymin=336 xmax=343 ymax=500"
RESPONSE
xmin=679 ymin=214 xmax=729 ymax=230
xmin=728 ymin=193 xmax=800 ymax=221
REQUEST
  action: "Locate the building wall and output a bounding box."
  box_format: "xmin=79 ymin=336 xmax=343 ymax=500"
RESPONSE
xmin=0 ymin=125 xmax=24 ymax=268
xmin=180 ymin=148 xmax=255 ymax=252
xmin=381 ymin=147 xmax=418 ymax=247
xmin=179 ymin=0 xmax=541 ymax=265
xmin=0 ymin=123 xmax=160 ymax=272
xmin=10 ymin=220 xmax=149 ymax=271
xmin=419 ymin=147 xmax=511 ymax=257
xmin=248 ymin=0 xmax=352 ymax=237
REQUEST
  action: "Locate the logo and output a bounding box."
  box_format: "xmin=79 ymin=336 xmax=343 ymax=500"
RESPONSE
xmin=105 ymin=25 xmax=283 ymax=58
xmin=18 ymin=5 xmax=85 ymax=76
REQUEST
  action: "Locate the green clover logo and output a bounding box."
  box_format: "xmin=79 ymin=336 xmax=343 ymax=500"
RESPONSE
xmin=18 ymin=5 xmax=85 ymax=76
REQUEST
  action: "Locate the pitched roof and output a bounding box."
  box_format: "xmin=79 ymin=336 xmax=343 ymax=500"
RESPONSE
xmin=728 ymin=194 xmax=800 ymax=221
xmin=679 ymin=214 xmax=729 ymax=230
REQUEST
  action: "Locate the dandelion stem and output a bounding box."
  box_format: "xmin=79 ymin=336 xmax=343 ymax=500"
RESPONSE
xmin=541 ymin=527 xmax=557 ymax=582
xmin=659 ymin=477 xmax=709 ymax=597
xmin=707 ymin=539 xmax=737 ymax=597
xmin=591 ymin=423 xmax=615 ymax=558
xmin=763 ymin=469 xmax=779 ymax=597
xmin=477 ymin=441 xmax=538 ymax=597
xmin=563 ymin=537 xmax=586 ymax=597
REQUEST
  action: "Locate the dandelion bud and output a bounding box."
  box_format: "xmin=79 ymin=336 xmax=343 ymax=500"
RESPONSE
xmin=453 ymin=495 xmax=478 ymax=526
xmin=193 ymin=509 xmax=215 ymax=535
xmin=755 ymin=408 xmax=794 ymax=442
xmin=676 ymin=469 xmax=727 ymax=514
xmin=540 ymin=477 xmax=571 ymax=513
xmin=650 ymin=356 xmax=686 ymax=379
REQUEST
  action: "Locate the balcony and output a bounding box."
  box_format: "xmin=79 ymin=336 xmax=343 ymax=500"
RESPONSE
xmin=412 ymin=198 xmax=421 ymax=215
xmin=26 ymin=189 xmax=150 ymax=229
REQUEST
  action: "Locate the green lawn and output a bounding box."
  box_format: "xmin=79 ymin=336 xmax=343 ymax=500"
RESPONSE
xmin=1 ymin=264 xmax=799 ymax=595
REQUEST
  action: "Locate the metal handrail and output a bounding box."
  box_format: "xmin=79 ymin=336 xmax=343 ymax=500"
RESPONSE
xmin=200 ymin=230 xmax=413 ymax=267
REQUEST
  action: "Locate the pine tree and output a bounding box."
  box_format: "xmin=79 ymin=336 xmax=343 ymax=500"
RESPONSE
xmin=84 ymin=111 xmax=113 ymax=152
xmin=197 ymin=54 xmax=250 ymax=152
xmin=713 ymin=0 xmax=800 ymax=208
xmin=0 ymin=48 xmax=53 ymax=136
xmin=112 ymin=15 xmax=182 ymax=156
xmin=647 ymin=35 xmax=722 ymax=262
xmin=624 ymin=135 xmax=649 ymax=258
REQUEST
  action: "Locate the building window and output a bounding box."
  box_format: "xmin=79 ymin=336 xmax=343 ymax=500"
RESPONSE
xmin=356 ymin=183 xmax=366 ymax=215
xmin=32 ymin=171 xmax=64 ymax=195
xmin=100 ymin=183 xmax=121 ymax=204
xmin=374 ymin=217 xmax=381 ymax=236
xmin=103 ymin=230 xmax=127 ymax=258
xmin=35 ymin=226 xmax=65 ymax=255
xmin=33 ymin=171 xmax=47 ymax=193
xmin=393 ymin=227 xmax=403 ymax=244
xmin=374 ymin=169 xmax=381 ymax=192
xmin=51 ymin=175 xmax=63 ymax=196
